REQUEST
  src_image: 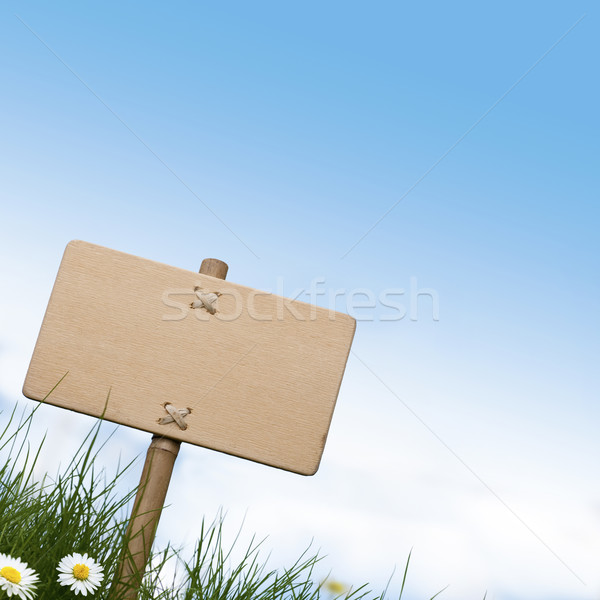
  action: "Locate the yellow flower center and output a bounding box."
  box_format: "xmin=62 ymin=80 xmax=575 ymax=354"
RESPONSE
xmin=0 ymin=566 xmax=22 ymax=584
xmin=325 ymin=580 xmax=347 ymax=595
xmin=72 ymin=564 xmax=90 ymax=581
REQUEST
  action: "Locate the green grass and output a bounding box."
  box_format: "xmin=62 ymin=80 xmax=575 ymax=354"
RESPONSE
xmin=0 ymin=404 xmax=477 ymax=600
xmin=0 ymin=405 xmax=137 ymax=598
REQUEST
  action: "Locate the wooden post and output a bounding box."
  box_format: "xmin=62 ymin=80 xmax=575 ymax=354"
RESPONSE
xmin=111 ymin=258 xmax=228 ymax=600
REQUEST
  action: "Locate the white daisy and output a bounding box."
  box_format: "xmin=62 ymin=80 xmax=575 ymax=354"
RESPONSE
xmin=57 ymin=553 xmax=104 ymax=596
xmin=0 ymin=553 xmax=39 ymax=600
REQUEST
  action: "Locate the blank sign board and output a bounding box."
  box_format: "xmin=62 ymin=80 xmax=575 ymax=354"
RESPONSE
xmin=23 ymin=241 xmax=356 ymax=475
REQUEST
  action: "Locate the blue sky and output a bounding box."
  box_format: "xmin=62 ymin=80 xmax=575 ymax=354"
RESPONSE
xmin=1 ymin=2 xmax=599 ymax=599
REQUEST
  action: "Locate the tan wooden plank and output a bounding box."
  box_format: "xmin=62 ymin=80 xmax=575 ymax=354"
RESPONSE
xmin=23 ymin=241 xmax=355 ymax=475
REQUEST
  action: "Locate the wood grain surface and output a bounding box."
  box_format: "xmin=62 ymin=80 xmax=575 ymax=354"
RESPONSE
xmin=23 ymin=241 xmax=356 ymax=475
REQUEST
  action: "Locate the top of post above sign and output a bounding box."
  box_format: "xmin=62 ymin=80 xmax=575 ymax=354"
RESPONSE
xmin=23 ymin=241 xmax=356 ymax=475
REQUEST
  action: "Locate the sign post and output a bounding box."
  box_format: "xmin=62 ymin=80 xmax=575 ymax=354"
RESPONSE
xmin=111 ymin=258 xmax=229 ymax=599
xmin=23 ymin=241 xmax=355 ymax=599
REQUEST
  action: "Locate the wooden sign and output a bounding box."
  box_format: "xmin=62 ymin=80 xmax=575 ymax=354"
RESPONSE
xmin=23 ymin=241 xmax=355 ymax=475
